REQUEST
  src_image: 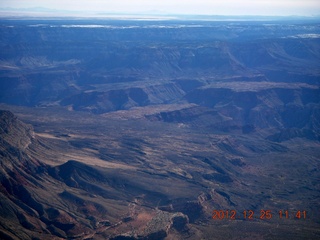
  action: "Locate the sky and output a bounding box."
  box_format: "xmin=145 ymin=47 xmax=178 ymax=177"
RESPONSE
xmin=0 ymin=0 xmax=320 ymax=16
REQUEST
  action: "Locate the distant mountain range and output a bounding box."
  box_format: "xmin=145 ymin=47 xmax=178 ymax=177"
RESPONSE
xmin=1 ymin=8 xmax=320 ymax=21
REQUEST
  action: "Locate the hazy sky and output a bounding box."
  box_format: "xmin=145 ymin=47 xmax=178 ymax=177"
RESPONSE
xmin=1 ymin=0 xmax=320 ymax=16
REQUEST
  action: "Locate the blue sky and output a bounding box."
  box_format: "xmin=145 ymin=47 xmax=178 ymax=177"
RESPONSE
xmin=1 ymin=0 xmax=319 ymax=16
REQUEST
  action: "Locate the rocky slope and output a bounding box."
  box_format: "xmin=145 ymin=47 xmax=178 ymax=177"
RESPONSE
xmin=0 ymin=111 xmax=197 ymax=239
xmin=0 ymin=19 xmax=319 ymax=239
xmin=0 ymin=106 xmax=319 ymax=239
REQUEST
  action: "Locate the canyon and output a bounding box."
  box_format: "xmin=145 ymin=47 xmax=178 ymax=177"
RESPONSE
xmin=0 ymin=18 xmax=319 ymax=239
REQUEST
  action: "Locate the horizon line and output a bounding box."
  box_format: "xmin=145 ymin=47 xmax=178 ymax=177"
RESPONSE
xmin=1 ymin=7 xmax=320 ymax=19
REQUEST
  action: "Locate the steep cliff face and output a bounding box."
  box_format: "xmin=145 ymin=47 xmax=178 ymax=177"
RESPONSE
xmin=0 ymin=111 xmax=47 ymax=239
xmin=0 ymin=110 xmax=41 ymax=185
xmin=0 ymin=104 xmax=319 ymax=239
xmin=0 ymin=110 xmax=34 ymax=149
xmin=0 ymin=111 xmax=204 ymax=239
xmin=184 ymin=83 xmax=320 ymax=133
xmin=0 ymin=20 xmax=319 ymax=110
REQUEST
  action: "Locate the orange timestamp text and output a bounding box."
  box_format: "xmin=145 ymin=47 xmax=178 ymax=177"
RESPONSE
xmin=212 ymin=210 xmax=307 ymax=220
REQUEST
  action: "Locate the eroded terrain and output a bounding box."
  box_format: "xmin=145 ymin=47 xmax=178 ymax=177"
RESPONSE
xmin=0 ymin=19 xmax=319 ymax=239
